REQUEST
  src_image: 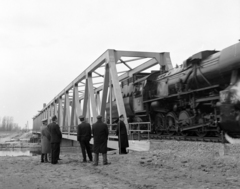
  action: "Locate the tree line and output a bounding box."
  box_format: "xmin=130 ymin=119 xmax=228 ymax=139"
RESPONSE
xmin=0 ymin=116 xmax=21 ymax=131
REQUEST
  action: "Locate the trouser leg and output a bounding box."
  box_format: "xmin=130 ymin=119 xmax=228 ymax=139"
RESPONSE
xmin=118 ymin=137 xmax=121 ymax=154
xmin=80 ymin=141 xmax=87 ymax=161
xmin=85 ymin=142 xmax=92 ymax=161
xmin=51 ymin=143 xmax=58 ymax=164
xmin=121 ymin=148 xmax=127 ymax=154
xmin=56 ymin=143 xmax=60 ymax=160
xmin=51 ymin=143 xmax=55 ymax=164
xmin=41 ymin=154 xmax=44 ymax=162
xmin=102 ymin=153 xmax=107 ymax=164
xmin=49 ymin=152 xmax=52 ymax=162
xmin=44 ymin=153 xmax=49 ymax=162
xmin=93 ymin=153 xmax=99 ymax=165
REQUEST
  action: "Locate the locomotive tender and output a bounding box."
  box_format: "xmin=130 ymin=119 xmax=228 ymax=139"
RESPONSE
xmin=107 ymin=42 xmax=240 ymax=137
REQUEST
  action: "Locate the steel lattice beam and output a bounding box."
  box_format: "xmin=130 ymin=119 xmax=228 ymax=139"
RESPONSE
xmin=33 ymin=48 xmax=173 ymax=135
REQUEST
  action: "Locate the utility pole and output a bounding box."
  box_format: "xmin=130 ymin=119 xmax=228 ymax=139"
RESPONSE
xmin=25 ymin=121 xmax=29 ymax=132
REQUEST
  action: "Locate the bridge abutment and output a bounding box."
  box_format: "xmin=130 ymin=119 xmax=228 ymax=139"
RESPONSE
xmin=61 ymin=138 xmax=79 ymax=147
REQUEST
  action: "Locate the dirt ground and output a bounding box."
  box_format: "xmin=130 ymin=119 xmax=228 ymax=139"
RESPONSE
xmin=0 ymin=134 xmax=240 ymax=189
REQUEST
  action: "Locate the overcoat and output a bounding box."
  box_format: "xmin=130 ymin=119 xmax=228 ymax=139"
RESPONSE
xmin=77 ymin=121 xmax=92 ymax=142
xmin=116 ymin=121 xmax=129 ymax=148
xmin=48 ymin=122 xmax=62 ymax=143
xmin=40 ymin=125 xmax=51 ymax=153
xmin=92 ymin=120 xmax=108 ymax=153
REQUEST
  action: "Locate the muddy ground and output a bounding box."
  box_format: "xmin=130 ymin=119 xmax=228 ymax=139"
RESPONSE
xmin=0 ymin=136 xmax=240 ymax=189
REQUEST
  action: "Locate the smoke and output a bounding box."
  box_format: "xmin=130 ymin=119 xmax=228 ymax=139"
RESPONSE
xmin=230 ymin=81 xmax=240 ymax=103
xmin=225 ymin=133 xmax=240 ymax=145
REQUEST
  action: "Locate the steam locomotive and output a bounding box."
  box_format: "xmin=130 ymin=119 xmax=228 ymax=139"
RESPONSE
xmin=107 ymin=42 xmax=240 ymax=137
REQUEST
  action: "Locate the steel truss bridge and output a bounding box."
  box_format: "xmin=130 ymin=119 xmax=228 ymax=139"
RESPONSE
xmin=32 ymin=49 xmax=173 ymax=149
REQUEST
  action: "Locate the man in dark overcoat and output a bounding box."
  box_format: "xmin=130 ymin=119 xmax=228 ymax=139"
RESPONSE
xmin=116 ymin=114 xmax=129 ymax=154
xmin=92 ymin=115 xmax=110 ymax=166
xmin=77 ymin=115 xmax=93 ymax=162
xmin=48 ymin=115 xmax=62 ymax=164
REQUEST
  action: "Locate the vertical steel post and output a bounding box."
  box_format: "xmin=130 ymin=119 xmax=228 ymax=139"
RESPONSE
xmin=88 ymin=72 xmax=98 ymax=123
xmin=58 ymin=97 xmax=63 ymax=131
xmin=108 ymin=50 xmax=129 ymax=131
xmin=109 ymin=74 xmax=112 ymax=127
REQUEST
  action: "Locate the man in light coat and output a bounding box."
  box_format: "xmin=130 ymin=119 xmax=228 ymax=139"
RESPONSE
xmin=40 ymin=121 xmax=51 ymax=163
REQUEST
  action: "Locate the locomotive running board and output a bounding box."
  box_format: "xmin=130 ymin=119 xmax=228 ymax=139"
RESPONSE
xmin=143 ymin=84 xmax=219 ymax=103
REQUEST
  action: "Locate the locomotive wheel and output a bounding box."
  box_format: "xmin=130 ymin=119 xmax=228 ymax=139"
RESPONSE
xmin=196 ymin=127 xmax=207 ymax=137
xmin=195 ymin=118 xmax=207 ymax=137
xmin=154 ymin=113 xmax=165 ymax=135
xmin=178 ymin=110 xmax=192 ymax=137
xmin=166 ymin=112 xmax=178 ymax=136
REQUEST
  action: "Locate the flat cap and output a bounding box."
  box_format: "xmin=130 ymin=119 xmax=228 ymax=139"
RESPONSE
xmin=97 ymin=115 xmax=102 ymax=119
xmin=52 ymin=115 xmax=57 ymax=121
xmin=79 ymin=115 xmax=85 ymax=119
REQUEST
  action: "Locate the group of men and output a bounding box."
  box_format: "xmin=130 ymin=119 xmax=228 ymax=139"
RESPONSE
xmin=40 ymin=115 xmax=62 ymax=164
xmin=41 ymin=114 xmax=129 ymax=166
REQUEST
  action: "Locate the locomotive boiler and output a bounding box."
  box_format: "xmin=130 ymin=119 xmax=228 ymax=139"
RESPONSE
xmin=144 ymin=42 xmax=240 ymax=136
xmin=107 ymin=42 xmax=240 ymax=137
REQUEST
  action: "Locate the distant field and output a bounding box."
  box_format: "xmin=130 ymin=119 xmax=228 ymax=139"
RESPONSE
xmin=0 ymin=132 xmax=14 ymax=138
xmin=0 ymin=132 xmax=20 ymax=143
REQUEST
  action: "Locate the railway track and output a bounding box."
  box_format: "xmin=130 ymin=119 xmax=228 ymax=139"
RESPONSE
xmin=136 ymin=133 xmax=224 ymax=143
xmin=112 ymin=130 xmax=240 ymax=143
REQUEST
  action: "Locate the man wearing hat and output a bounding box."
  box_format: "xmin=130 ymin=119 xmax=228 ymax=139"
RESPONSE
xmin=92 ymin=115 xmax=111 ymax=166
xmin=77 ymin=115 xmax=93 ymax=162
xmin=116 ymin=114 xmax=129 ymax=154
xmin=48 ymin=115 xmax=62 ymax=164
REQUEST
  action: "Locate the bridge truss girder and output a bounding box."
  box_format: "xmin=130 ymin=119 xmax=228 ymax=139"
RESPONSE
xmin=33 ymin=49 xmax=173 ymax=132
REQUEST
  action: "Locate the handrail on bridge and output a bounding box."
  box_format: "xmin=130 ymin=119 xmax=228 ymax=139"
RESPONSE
xmin=108 ymin=122 xmax=151 ymax=141
xmin=129 ymin=122 xmax=151 ymax=141
xmin=34 ymin=122 xmax=151 ymax=141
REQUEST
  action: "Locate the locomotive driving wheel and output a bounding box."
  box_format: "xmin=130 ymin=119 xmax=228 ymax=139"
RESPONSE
xmin=195 ymin=118 xmax=208 ymax=137
xmin=166 ymin=112 xmax=178 ymax=136
xmin=154 ymin=113 xmax=165 ymax=135
xmin=178 ymin=110 xmax=192 ymax=137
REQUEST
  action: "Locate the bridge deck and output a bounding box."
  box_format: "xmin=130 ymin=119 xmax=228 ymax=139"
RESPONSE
xmin=33 ymin=131 xmax=119 ymax=150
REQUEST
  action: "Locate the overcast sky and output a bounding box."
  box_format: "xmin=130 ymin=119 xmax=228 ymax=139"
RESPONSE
xmin=0 ymin=0 xmax=239 ymax=128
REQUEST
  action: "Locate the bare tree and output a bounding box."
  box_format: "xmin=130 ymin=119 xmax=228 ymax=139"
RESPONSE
xmin=0 ymin=116 xmax=20 ymax=131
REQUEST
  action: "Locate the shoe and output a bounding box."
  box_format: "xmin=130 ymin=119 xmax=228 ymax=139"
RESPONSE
xmin=103 ymin=162 xmax=111 ymax=165
xmin=82 ymin=160 xmax=87 ymax=163
xmin=92 ymin=163 xmax=98 ymax=166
